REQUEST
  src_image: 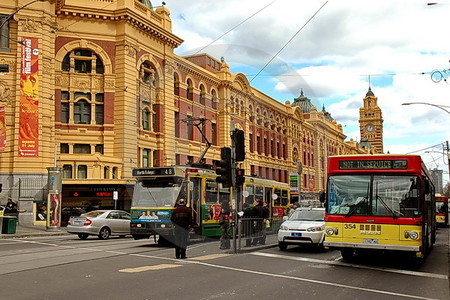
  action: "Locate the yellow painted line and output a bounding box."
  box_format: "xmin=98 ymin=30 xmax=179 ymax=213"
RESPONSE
xmin=119 ymin=264 xmax=181 ymax=273
xmin=192 ymin=254 xmax=230 ymax=261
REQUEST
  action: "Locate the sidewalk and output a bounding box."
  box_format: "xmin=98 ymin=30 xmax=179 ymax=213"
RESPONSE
xmin=0 ymin=224 xmax=70 ymax=239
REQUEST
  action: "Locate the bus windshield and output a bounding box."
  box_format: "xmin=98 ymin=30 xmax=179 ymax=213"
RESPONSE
xmin=132 ymin=177 xmax=187 ymax=208
xmin=436 ymin=201 xmax=446 ymax=214
xmin=327 ymin=175 xmax=420 ymax=218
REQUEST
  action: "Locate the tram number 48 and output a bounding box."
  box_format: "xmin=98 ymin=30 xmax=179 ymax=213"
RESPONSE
xmin=344 ymin=224 xmax=356 ymax=229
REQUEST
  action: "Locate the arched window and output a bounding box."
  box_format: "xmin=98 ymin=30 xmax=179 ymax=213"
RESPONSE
xmin=186 ymin=79 xmax=194 ymax=100
xmin=211 ymin=89 xmax=217 ymax=109
xmin=199 ymin=84 xmax=205 ymax=105
xmin=61 ymin=49 xmax=104 ymax=74
xmin=174 ymin=73 xmax=180 ymax=96
xmin=74 ymin=100 xmax=91 ymax=124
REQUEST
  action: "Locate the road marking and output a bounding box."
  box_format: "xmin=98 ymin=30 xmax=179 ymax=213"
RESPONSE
xmin=192 ymin=254 xmax=230 ymax=261
xmin=251 ymin=252 xmax=448 ymax=280
xmin=119 ymin=264 xmax=181 ymax=273
xmin=9 ymin=239 xmax=443 ymax=299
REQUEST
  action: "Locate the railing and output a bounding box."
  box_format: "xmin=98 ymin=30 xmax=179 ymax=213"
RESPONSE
xmin=235 ymin=217 xmax=282 ymax=251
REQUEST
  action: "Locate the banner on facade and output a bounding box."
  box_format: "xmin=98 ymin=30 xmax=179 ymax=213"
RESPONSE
xmin=18 ymin=37 xmax=39 ymax=157
xmin=0 ymin=106 xmax=5 ymax=152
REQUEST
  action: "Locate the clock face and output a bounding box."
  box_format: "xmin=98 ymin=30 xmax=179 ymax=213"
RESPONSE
xmin=366 ymin=124 xmax=374 ymax=132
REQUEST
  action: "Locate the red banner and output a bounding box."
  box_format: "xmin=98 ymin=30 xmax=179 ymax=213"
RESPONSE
xmin=0 ymin=106 xmax=5 ymax=151
xmin=18 ymin=37 xmax=39 ymax=157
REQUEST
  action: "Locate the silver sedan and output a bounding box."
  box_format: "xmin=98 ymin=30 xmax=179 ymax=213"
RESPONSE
xmin=67 ymin=210 xmax=131 ymax=240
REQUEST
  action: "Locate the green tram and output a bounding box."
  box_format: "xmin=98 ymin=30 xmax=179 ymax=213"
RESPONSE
xmin=130 ymin=166 xmax=290 ymax=243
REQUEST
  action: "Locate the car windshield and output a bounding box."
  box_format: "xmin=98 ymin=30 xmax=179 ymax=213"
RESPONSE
xmin=82 ymin=211 xmax=105 ymax=218
xmin=289 ymin=209 xmax=324 ymax=221
xmin=327 ymin=174 xmax=420 ymax=218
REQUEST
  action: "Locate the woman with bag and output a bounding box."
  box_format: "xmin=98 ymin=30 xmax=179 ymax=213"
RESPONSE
xmin=219 ymin=200 xmax=231 ymax=249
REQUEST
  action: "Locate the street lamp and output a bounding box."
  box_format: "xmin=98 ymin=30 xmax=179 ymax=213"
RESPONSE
xmin=402 ymin=102 xmax=450 ymax=115
xmin=402 ymin=102 xmax=450 ymax=186
xmin=0 ymin=0 xmax=45 ymax=30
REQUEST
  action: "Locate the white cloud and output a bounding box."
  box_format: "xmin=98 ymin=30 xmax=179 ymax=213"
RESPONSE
xmin=166 ymin=0 xmax=450 ymax=174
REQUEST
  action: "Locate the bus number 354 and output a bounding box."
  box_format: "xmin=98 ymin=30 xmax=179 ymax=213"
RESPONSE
xmin=344 ymin=224 xmax=356 ymax=229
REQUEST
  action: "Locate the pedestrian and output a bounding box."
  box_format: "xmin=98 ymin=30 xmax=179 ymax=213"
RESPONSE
xmin=4 ymin=199 xmax=18 ymax=216
xmin=219 ymin=200 xmax=231 ymax=249
xmin=254 ymin=199 xmax=269 ymax=245
xmin=170 ymin=198 xmax=193 ymax=259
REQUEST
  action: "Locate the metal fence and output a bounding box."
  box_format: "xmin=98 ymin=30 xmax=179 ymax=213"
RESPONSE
xmin=235 ymin=217 xmax=283 ymax=251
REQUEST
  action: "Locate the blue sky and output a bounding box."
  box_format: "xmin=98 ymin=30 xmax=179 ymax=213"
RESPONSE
xmin=164 ymin=0 xmax=450 ymax=184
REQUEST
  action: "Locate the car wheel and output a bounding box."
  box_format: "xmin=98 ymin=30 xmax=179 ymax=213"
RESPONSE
xmin=340 ymin=248 xmax=355 ymax=260
xmin=278 ymin=242 xmax=288 ymax=250
xmin=98 ymin=227 xmax=111 ymax=240
xmin=77 ymin=233 xmax=89 ymax=240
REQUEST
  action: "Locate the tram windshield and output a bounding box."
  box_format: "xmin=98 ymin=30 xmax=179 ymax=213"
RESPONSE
xmin=132 ymin=177 xmax=188 ymax=208
xmin=327 ymin=175 xmax=420 ymax=218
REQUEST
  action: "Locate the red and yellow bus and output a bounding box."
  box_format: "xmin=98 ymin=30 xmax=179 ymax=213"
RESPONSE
xmin=324 ymin=155 xmax=436 ymax=260
xmin=435 ymin=194 xmax=448 ymax=227
xmin=130 ymin=166 xmax=289 ymax=243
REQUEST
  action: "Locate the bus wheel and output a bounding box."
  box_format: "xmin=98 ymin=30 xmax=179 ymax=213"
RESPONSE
xmin=340 ymin=248 xmax=355 ymax=260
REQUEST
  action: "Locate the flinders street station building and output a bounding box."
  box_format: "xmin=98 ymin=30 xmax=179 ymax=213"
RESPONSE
xmin=0 ymin=0 xmax=380 ymax=226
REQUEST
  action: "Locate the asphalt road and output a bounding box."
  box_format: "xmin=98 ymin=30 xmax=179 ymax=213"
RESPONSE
xmin=0 ymin=228 xmax=448 ymax=300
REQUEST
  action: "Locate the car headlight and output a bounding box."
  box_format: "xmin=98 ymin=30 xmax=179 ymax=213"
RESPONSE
xmin=307 ymin=226 xmax=322 ymax=232
xmin=280 ymin=225 xmax=289 ymax=231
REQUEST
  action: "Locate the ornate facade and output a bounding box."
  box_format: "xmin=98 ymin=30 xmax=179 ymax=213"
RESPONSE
xmin=359 ymin=87 xmax=384 ymax=153
xmin=0 ymin=0 xmax=366 ymax=226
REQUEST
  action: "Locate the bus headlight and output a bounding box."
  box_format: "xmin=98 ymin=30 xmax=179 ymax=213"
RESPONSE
xmin=409 ymin=231 xmax=419 ymax=240
xmin=326 ymin=227 xmax=337 ymax=235
xmin=405 ymin=230 xmax=419 ymax=240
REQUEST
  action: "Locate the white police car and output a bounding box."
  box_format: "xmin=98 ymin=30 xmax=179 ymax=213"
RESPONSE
xmin=278 ymin=207 xmax=325 ymax=250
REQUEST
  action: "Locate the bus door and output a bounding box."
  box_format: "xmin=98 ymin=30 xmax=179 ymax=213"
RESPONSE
xmin=190 ymin=177 xmax=201 ymax=229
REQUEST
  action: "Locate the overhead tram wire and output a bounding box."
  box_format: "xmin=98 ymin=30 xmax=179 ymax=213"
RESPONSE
xmin=405 ymin=142 xmax=445 ymax=155
xmin=249 ymin=1 xmax=328 ymax=83
xmin=194 ymin=0 xmax=278 ymax=54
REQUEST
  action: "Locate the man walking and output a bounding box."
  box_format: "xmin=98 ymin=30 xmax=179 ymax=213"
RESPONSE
xmin=170 ymin=199 xmax=193 ymax=259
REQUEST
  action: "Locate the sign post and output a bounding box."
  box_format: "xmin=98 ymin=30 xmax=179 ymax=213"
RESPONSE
xmin=113 ymin=191 xmax=118 ymax=209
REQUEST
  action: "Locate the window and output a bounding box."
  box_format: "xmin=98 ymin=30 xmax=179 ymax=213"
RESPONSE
xmin=152 ymin=104 xmax=157 ymax=132
xmin=0 ymin=14 xmax=9 ymax=51
xmin=112 ymin=167 xmax=118 ymax=179
xmin=61 ymin=91 xmax=104 ymax=125
xmin=199 ymin=85 xmax=205 ymax=105
xmin=187 ymin=116 xmax=193 ymax=140
xmin=77 ymin=165 xmax=87 ymax=179
xmin=174 ymin=73 xmax=180 ymax=96
xmin=140 ymin=61 xmax=154 ymax=84
xmin=211 ymin=90 xmax=217 ymax=109
xmin=60 ymin=144 xmax=69 ymax=154
xmin=74 ymin=100 xmax=91 ymax=124
xmin=62 ymin=165 xmax=73 ymax=179
xmin=187 ymin=79 xmax=193 ymax=100
xmin=142 ymin=108 xmax=150 ymax=130
xmin=61 ymin=49 xmax=104 ymax=74
xmin=142 ymin=148 xmax=150 ymax=167
xmin=95 ymin=144 xmax=104 ymax=154
xmin=73 ymin=144 xmax=91 ymax=154
xmin=175 ymin=112 xmax=180 ymax=137
xmin=104 ymin=167 xmax=109 ymax=179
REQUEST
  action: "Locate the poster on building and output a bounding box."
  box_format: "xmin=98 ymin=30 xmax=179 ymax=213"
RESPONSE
xmin=0 ymin=106 xmax=5 ymax=151
xmin=47 ymin=193 xmax=61 ymax=228
xmin=18 ymin=37 xmax=39 ymax=157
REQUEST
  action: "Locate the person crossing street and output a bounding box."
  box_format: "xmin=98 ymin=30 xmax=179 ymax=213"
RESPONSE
xmin=170 ymin=199 xmax=194 ymax=259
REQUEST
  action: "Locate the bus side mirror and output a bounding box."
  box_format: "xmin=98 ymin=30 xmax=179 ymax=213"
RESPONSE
xmin=424 ymin=179 xmax=430 ymax=195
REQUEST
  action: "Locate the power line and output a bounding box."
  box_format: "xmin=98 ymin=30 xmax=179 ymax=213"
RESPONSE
xmin=250 ymin=1 xmax=328 ymax=83
xmin=194 ymin=0 xmax=278 ymax=54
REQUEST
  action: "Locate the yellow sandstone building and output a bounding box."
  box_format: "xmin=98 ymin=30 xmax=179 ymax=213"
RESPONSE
xmin=0 ymin=0 xmax=376 ymax=226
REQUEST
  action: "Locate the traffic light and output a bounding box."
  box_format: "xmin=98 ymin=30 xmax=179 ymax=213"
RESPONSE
xmin=232 ymin=129 xmax=245 ymax=162
xmin=216 ymin=147 xmax=234 ymax=188
xmin=235 ymin=168 xmax=245 ymax=186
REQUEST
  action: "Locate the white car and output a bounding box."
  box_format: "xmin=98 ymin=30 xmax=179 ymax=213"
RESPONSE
xmin=278 ymin=207 xmax=325 ymax=250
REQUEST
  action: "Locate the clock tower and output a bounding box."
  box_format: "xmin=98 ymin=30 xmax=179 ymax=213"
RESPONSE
xmin=359 ymin=87 xmax=384 ymax=153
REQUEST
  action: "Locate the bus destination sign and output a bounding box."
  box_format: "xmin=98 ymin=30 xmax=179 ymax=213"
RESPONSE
xmin=132 ymin=168 xmax=175 ymax=176
xmin=339 ymin=159 xmax=407 ymax=170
